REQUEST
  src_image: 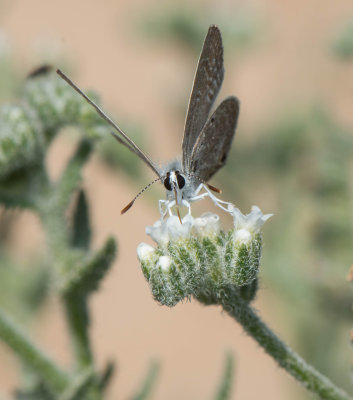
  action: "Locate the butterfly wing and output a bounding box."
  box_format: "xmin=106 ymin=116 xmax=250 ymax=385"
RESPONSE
xmin=182 ymin=25 xmax=224 ymax=172
xmin=189 ymin=96 xmax=239 ymax=182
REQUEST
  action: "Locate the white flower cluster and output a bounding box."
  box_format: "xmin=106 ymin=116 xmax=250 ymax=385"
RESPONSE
xmin=137 ymin=206 xmax=272 ymax=264
xmin=137 ymin=206 xmax=272 ymax=306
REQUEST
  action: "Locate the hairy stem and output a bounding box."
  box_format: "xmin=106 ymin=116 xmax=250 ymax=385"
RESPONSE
xmin=213 ymin=289 xmax=352 ymax=400
xmin=0 ymin=308 xmax=69 ymax=394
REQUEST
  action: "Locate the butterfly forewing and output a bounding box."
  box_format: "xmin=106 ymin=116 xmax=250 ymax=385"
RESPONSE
xmin=189 ymin=96 xmax=239 ymax=182
xmin=182 ymin=25 xmax=224 ymax=172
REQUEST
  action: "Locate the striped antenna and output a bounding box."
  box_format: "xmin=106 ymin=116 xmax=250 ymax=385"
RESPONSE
xmin=121 ymin=177 xmax=162 ymax=214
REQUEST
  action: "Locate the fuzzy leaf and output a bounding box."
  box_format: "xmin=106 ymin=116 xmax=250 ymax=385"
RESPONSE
xmin=0 ymin=309 xmax=69 ymax=394
xmin=62 ymin=237 xmax=117 ymax=296
xmin=98 ymin=361 xmax=115 ymax=392
xmin=71 ymin=190 xmax=91 ymax=251
xmin=58 ymin=368 xmax=95 ymax=400
xmin=56 ymin=140 xmax=92 ymax=213
xmin=213 ymin=353 xmax=234 ymax=400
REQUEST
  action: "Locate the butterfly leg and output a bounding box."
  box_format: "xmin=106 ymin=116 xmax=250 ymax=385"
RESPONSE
xmin=180 ymin=199 xmax=192 ymax=215
xmin=188 ymin=184 xmax=234 ymax=213
xmin=159 ymin=199 xmax=176 ymax=218
xmin=204 ymin=186 xmax=234 ymax=212
xmin=186 ymin=186 xmax=211 ymax=213
xmin=159 ymin=199 xmax=169 ymax=218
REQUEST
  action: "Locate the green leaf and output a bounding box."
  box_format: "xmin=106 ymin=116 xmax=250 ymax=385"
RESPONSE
xmin=62 ymin=237 xmax=117 ymax=296
xmin=0 ymin=309 xmax=69 ymax=394
xmin=98 ymin=361 xmax=115 ymax=392
xmin=131 ymin=360 xmax=160 ymax=400
xmin=213 ymin=352 xmax=234 ymax=400
xmin=15 ymin=381 xmax=54 ymax=400
xmin=56 ymin=140 xmax=92 ymax=213
xmin=71 ymin=190 xmax=91 ymax=251
xmin=58 ymin=367 xmax=95 ymax=400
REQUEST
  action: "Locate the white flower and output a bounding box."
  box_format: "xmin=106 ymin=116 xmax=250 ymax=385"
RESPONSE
xmin=146 ymin=219 xmax=169 ymax=246
xmin=166 ymin=215 xmax=194 ymax=241
xmin=146 ymin=215 xmax=195 ymax=245
xmin=137 ymin=243 xmax=155 ymax=262
xmin=229 ymin=205 xmax=272 ymax=233
xmin=157 ymin=255 xmax=172 ymax=271
xmin=194 ymin=213 xmax=220 ymax=236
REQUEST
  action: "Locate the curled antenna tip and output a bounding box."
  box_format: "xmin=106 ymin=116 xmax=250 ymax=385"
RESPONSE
xmin=121 ymin=200 xmax=135 ymax=214
xmin=120 ymin=176 xmax=162 ymax=215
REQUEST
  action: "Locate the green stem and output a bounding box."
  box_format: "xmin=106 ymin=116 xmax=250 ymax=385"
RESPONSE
xmin=36 ymin=166 xmax=95 ymax=372
xmin=215 ymin=290 xmax=352 ymax=400
xmin=0 ymin=308 xmax=69 ymax=394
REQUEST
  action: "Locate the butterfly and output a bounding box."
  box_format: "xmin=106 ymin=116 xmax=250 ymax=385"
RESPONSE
xmin=57 ymin=25 xmax=240 ymax=221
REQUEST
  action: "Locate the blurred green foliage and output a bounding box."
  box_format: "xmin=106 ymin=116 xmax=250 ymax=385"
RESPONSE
xmin=96 ymin=122 xmax=146 ymax=180
xmin=332 ymin=18 xmax=353 ymax=61
xmin=220 ymin=106 xmax=353 ymax=392
xmin=0 ymin=66 xmax=119 ymax=398
xmin=0 ymin=246 xmax=49 ymax=320
xmin=131 ymin=361 xmax=160 ymax=400
xmin=0 ymin=33 xmax=21 ymax=103
xmin=140 ymin=3 xmax=260 ymax=54
xmin=213 ymin=353 xmax=234 ymax=400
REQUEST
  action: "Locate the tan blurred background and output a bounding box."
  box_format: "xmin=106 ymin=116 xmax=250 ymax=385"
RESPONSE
xmin=1 ymin=0 xmax=353 ymax=399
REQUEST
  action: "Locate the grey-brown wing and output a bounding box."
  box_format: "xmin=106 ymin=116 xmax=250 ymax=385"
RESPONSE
xmin=189 ymin=97 xmax=239 ymax=182
xmin=182 ymin=25 xmax=224 ymax=172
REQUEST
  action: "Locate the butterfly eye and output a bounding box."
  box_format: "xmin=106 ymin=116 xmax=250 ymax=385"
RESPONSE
xmin=176 ymin=173 xmax=185 ymax=189
xmin=164 ymin=176 xmax=172 ymax=191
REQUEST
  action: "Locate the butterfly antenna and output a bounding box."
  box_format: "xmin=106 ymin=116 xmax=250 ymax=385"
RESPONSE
xmin=56 ymin=69 xmax=161 ymax=179
xmin=121 ymin=177 xmax=161 ymax=214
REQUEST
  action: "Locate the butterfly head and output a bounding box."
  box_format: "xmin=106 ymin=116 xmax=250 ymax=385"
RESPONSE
xmin=160 ymin=159 xmax=198 ymax=202
xmin=163 ymin=171 xmax=185 ymax=192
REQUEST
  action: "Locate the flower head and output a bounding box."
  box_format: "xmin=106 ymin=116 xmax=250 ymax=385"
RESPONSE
xmin=138 ymin=205 xmax=272 ymax=307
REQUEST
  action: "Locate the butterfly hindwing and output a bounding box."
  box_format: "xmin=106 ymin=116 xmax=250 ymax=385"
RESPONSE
xmin=189 ymin=96 xmax=239 ymax=182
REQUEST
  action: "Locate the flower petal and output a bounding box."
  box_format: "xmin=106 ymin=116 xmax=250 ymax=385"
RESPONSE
xmin=194 ymin=212 xmax=220 ymax=236
xmin=167 ymin=215 xmax=194 ymax=241
xmin=146 ymin=219 xmax=169 ymax=246
xmin=229 ymin=205 xmax=272 ymax=232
